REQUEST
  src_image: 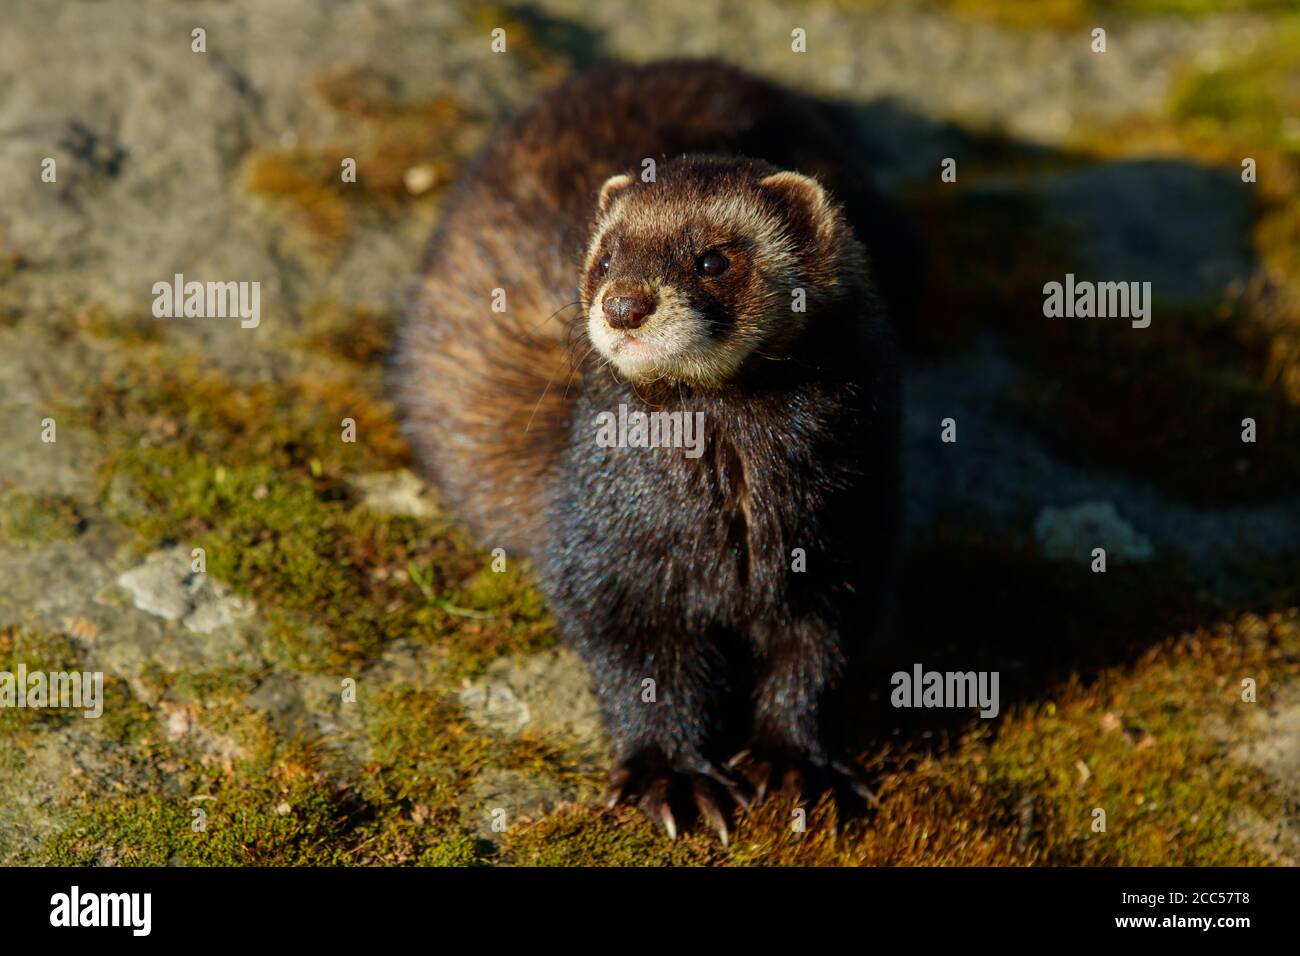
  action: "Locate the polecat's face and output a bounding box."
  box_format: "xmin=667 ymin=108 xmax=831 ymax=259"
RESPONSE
xmin=579 ymin=159 xmax=856 ymax=388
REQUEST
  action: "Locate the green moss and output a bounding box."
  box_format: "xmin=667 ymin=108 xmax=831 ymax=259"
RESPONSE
xmin=81 ymin=356 xmax=410 ymax=477
xmin=351 ymin=689 xmax=501 ymax=859
xmin=0 ymin=487 xmax=84 ymax=545
xmin=354 ymin=683 xmax=596 ymax=857
xmin=506 ymin=806 xmax=723 ymax=866
xmin=1171 ymin=19 xmax=1300 ymax=156
xmin=1116 ymin=0 xmax=1295 ymax=12
xmin=187 ymin=763 xmax=360 ymax=866
xmin=418 ymin=831 xmax=494 ymax=866
xmin=78 ymin=350 xmax=556 ymax=680
xmin=0 ymin=248 xmax=26 ymax=286
xmin=40 ymin=660 xmax=491 ymax=867
xmin=93 ymin=675 xmax=162 ymax=750
xmin=360 ymin=687 xmax=492 ymax=807
xmin=454 ymin=566 xmax=547 ymax=618
xmin=102 ymin=446 xmax=441 ymax=671
xmin=45 ymin=794 xmax=189 ymax=866
xmin=74 ymin=303 xmax=165 ymax=346
xmin=144 ymin=665 xmax=280 ymax=757
xmin=922 ymin=0 xmax=1291 ymax=29
xmin=924 ymin=0 xmax=1092 ymax=29
xmin=438 ymin=565 xmax=556 ymax=676
xmin=47 ymin=757 xmax=362 ymax=866
xmin=979 ymin=613 xmax=1293 ymax=865
xmin=0 ymin=627 xmax=86 ymax=734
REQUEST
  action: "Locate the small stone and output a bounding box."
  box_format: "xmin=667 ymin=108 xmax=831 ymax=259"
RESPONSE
xmin=1033 ymin=501 xmax=1153 ymax=565
xmin=118 ymin=550 xmax=191 ymax=621
xmin=457 ymin=649 xmax=604 ymax=751
xmin=181 ymin=593 xmax=252 ymax=634
xmin=116 ymin=545 xmax=254 ymax=633
xmin=61 ymin=616 xmax=99 ymax=642
xmin=349 ymin=469 xmax=436 ymax=517
xmin=459 ymin=680 xmax=530 ymax=734
xmin=403 ymin=164 xmax=438 ymax=196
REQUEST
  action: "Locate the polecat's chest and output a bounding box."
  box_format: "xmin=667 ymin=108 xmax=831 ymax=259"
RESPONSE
xmin=548 ymin=386 xmax=868 ymax=613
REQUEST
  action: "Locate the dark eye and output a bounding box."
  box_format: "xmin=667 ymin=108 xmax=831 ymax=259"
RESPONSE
xmin=697 ymin=250 xmax=729 ymax=277
xmin=596 ymin=253 xmax=611 ymax=277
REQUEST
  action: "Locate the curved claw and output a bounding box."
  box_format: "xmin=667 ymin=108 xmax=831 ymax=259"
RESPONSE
xmin=691 ymin=777 xmax=731 ymax=847
xmin=660 ymin=804 xmax=679 ymax=841
xmin=727 ymin=747 xmax=881 ymax=816
xmin=605 ymin=755 xmax=749 ymax=842
xmin=780 ymin=766 xmax=807 ymax=800
xmin=700 ymin=760 xmax=754 ymax=810
xmin=604 ymin=766 xmax=632 ymax=810
xmin=831 ymin=759 xmax=880 ymax=807
xmin=728 ymin=749 xmax=773 ymax=805
xmin=637 ymin=776 xmax=678 ymax=840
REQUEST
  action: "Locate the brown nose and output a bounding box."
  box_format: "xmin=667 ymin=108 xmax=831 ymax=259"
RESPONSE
xmin=602 ymin=295 xmax=655 ymax=330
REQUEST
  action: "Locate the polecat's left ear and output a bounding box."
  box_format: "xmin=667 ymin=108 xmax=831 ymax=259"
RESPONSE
xmin=758 ymin=171 xmax=837 ymax=242
xmin=596 ymin=173 xmax=634 ymax=214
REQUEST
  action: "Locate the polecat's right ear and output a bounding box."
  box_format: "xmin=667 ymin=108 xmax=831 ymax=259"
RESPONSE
xmin=758 ymin=170 xmax=838 ymax=244
xmin=596 ymin=173 xmax=634 ymax=214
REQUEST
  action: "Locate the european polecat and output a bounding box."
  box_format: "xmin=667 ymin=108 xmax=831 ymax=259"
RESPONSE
xmin=395 ymin=60 xmax=901 ymax=842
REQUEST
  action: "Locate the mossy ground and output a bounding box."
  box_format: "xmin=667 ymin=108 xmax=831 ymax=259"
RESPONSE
xmin=2 ymin=0 xmax=1297 ymax=867
xmin=926 ymin=0 xmax=1294 ymax=29
xmin=28 ymin=317 xmax=1297 ymax=865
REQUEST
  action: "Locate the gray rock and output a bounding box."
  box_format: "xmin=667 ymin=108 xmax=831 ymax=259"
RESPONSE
xmin=1034 ymin=501 xmax=1154 ymax=565
xmin=903 ymin=337 xmax=1300 ymax=589
xmin=458 ymin=680 xmax=530 ymax=734
xmin=459 ymin=648 xmax=606 ymax=754
xmin=1218 ymin=676 xmax=1300 ymax=865
xmin=116 ymin=545 xmax=253 ymax=634
xmin=464 ymin=769 xmax=575 ymax=842
xmin=348 ymin=469 xmax=437 ymax=517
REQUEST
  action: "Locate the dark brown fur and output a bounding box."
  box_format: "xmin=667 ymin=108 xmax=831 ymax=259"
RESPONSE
xmin=395 ymin=60 xmax=902 ymax=839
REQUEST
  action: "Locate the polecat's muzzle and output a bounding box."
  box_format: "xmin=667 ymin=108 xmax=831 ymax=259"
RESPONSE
xmin=602 ymin=294 xmax=656 ymax=330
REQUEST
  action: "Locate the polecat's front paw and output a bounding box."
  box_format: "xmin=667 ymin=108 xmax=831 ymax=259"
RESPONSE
xmin=604 ymin=750 xmax=752 ymax=845
xmin=728 ymin=745 xmax=879 ymax=815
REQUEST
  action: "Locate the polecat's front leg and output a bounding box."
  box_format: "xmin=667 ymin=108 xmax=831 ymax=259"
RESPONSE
xmin=733 ymin=614 xmax=878 ymax=812
xmin=569 ymin=621 xmax=753 ymax=843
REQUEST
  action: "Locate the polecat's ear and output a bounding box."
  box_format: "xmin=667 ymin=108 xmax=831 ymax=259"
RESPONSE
xmin=758 ymin=171 xmax=836 ymax=241
xmin=596 ymin=173 xmax=634 ymax=214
